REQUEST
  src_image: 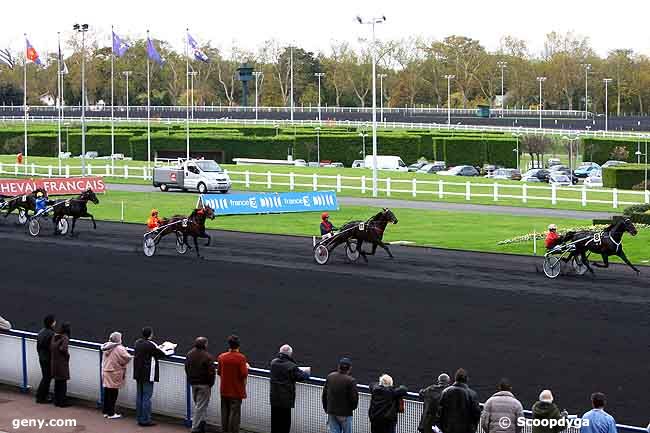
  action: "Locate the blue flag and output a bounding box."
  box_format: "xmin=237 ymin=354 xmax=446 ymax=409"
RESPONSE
xmin=146 ymin=36 xmax=164 ymax=65
xmin=112 ymin=31 xmax=130 ymax=57
xmin=188 ymin=33 xmax=209 ymax=63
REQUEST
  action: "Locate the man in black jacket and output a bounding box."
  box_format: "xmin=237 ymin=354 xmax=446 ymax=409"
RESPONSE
xmin=269 ymin=344 xmax=310 ymax=433
xmin=418 ymin=373 xmax=450 ymax=433
xmin=439 ymin=368 xmax=481 ymax=433
xmin=185 ymin=337 xmax=215 ymax=433
xmin=35 ymin=314 xmax=56 ymax=404
xmin=133 ymin=326 xmax=167 ymax=427
xmin=322 ymin=357 xmax=359 ymax=433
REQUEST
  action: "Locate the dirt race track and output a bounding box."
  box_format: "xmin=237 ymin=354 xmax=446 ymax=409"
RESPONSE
xmin=1 ymin=218 xmax=648 ymax=425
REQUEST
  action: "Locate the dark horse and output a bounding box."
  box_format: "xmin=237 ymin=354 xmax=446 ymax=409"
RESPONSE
xmin=163 ymin=206 xmax=215 ymax=257
xmin=3 ymin=187 xmax=48 ymax=222
xmin=566 ymin=217 xmax=640 ymax=275
xmin=51 ymin=188 xmax=100 ymax=235
xmin=334 ymin=208 xmax=398 ymax=262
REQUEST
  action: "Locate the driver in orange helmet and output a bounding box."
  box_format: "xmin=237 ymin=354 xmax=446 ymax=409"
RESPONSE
xmin=320 ymin=212 xmax=336 ymax=236
xmin=147 ymin=209 xmax=162 ymax=230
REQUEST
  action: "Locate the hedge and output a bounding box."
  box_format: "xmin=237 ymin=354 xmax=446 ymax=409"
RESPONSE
xmin=582 ymin=137 xmax=647 ymax=165
xmin=602 ymin=166 xmax=648 ymax=189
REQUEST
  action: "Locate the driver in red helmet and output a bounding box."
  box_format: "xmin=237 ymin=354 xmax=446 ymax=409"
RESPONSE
xmin=320 ymin=212 xmax=336 ymax=236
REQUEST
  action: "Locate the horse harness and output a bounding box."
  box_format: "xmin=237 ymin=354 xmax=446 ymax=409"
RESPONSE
xmin=584 ymin=231 xmax=621 ymax=253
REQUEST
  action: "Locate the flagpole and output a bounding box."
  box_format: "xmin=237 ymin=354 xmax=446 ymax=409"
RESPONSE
xmin=111 ymin=25 xmax=115 ymax=175
xmin=23 ymin=34 xmax=28 ymax=167
xmin=147 ymin=30 xmax=151 ymax=170
xmin=185 ymin=28 xmax=190 ymax=161
xmin=57 ymin=32 xmax=62 ymax=175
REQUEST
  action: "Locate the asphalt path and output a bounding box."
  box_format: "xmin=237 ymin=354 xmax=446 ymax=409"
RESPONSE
xmin=1 ymin=218 xmax=648 ymax=425
xmin=107 ymin=183 xmax=615 ymax=220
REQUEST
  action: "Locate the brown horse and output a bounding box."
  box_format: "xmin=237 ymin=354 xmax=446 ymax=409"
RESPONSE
xmin=163 ymin=206 xmax=215 ymax=258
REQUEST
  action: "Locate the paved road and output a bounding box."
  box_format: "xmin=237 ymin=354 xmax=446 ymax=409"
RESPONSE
xmin=107 ymin=183 xmax=616 ymax=220
xmin=1 ymin=219 xmax=647 ymax=424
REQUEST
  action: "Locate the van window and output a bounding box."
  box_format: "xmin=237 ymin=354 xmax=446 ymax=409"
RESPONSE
xmin=187 ymin=165 xmax=200 ymax=175
xmin=398 ymin=159 xmax=406 ymax=167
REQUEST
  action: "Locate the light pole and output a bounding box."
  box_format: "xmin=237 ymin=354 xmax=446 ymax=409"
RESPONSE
xmin=536 ymin=76 xmax=547 ymax=129
xmin=359 ymin=131 xmax=368 ymax=160
xmin=581 ymin=63 xmax=591 ymax=119
xmin=356 ymin=14 xmax=386 ymax=197
xmin=315 ymin=72 xmax=325 ymax=124
xmin=645 ymin=135 xmax=648 ymax=190
xmin=315 ymin=127 xmax=321 ymax=165
xmin=497 ymin=61 xmax=507 ymax=117
xmin=64 ymin=122 xmax=70 ymax=153
xmin=444 ymin=75 xmax=455 ymax=125
xmin=74 ymin=23 xmax=89 ymax=176
xmin=512 ymin=131 xmax=523 ymax=171
xmin=562 ymin=134 xmax=580 ymax=179
xmin=603 ymin=78 xmax=612 ymax=132
xmin=188 ymin=70 xmax=198 ymax=119
xmin=290 ymin=45 xmax=294 ymax=123
xmin=378 ymin=73 xmax=387 ymax=123
xmin=122 ymin=71 xmax=132 ymax=119
xmin=252 ymin=71 xmax=263 ymax=120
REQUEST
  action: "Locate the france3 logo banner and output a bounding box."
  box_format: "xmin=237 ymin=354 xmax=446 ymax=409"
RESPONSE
xmin=199 ymin=191 xmax=338 ymax=215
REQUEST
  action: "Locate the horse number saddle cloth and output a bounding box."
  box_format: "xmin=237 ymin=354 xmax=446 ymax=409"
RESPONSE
xmin=358 ymin=222 xmax=365 ymax=231
xmin=182 ymin=218 xmax=189 ymax=228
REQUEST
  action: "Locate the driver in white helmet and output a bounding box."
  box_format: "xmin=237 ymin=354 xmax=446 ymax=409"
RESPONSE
xmin=545 ymin=224 xmax=562 ymax=249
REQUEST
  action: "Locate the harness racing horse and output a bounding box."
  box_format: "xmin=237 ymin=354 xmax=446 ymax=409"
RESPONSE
xmin=164 ymin=206 xmax=215 ymax=258
xmin=2 ymin=187 xmax=48 ymax=223
xmin=336 ymin=208 xmax=399 ymax=262
xmin=566 ymin=217 xmax=640 ymax=275
xmin=51 ymin=188 xmax=100 ymax=235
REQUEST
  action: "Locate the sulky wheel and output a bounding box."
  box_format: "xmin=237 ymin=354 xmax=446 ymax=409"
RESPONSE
xmin=313 ymin=244 xmax=330 ymax=265
xmin=18 ymin=209 xmax=27 ymax=225
xmin=175 ymin=232 xmax=188 ymax=255
xmin=28 ymin=218 xmax=41 ymax=237
xmin=543 ymin=255 xmax=562 ymax=279
xmin=57 ymin=218 xmax=69 ymax=235
xmin=345 ymin=240 xmax=360 ymax=262
xmin=143 ymin=235 xmax=157 ymax=257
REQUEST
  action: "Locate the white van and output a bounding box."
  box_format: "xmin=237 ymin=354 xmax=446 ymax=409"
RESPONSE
xmin=363 ymin=155 xmax=408 ymax=172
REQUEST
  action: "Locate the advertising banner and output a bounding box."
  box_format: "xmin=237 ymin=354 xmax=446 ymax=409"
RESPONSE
xmin=0 ymin=177 xmax=106 ymax=196
xmin=200 ymin=191 xmax=338 ymax=215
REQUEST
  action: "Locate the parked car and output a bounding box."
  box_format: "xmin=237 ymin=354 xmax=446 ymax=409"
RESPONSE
xmin=548 ymin=164 xmax=570 ymax=173
xmin=351 ymin=160 xmax=365 ymax=168
xmin=293 ymin=159 xmax=307 ymax=167
xmin=490 ymin=168 xmax=522 ymax=181
xmin=584 ymin=171 xmax=603 ymax=188
xmin=548 ymin=172 xmax=572 ymax=186
xmin=417 ymin=163 xmax=446 ymax=174
xmin=438 ymin=165 xmax=479 ymax=177
xmin=574 ymin=162 xmax=601 ymax=178
xmin=408 ymin=161 xmax=428 ymax=172
xmin=324 ymin=162 xmax=344 ymax=168
xmin=521 ymin=168 xmax=550 ymax=182
xmin=547 ymin=158 xmax=562 ymax=168
xmin=601 ymin=160 xmax=627 ymax=169
xmin=482 ymin=164 xmax=497 ymax=177
xmin=364 ymin=155 xmax=408 ymax=172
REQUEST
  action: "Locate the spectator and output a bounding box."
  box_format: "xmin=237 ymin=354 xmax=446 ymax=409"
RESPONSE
xmin=418 ymin=373 xmax=450 ymax=433
xmin=269 ymin=344 xmax=310 ymax=433
xmin=480 ymin=378 xmax=524 ymax=433
xmin=133 ymin=326 xmax=167 ymax=427
xmin=185 ymin=337 xmax=216 ymax=433
xmin=217 ymin=335 xmax=248 ymax=433
xmin=439 ymin=368 xmax=481 ymax=433
xmin=368 ymin=374 xmax=408 ymax=433
xmin=101 ymin=331 xmax=132 ymax=419
xmin=580 ymin=393 xmax=617 ymax=433
xmin=531 ymin=390 xmax=568 ymax=433
xmin=35 ymin=314 xmax=56 ymax=404
xmin=322 ymin=357 xmax=359 ymax=433
xmin=50 ymin=321 xmax=71 ymax=408
xmin=0 ymin=315 xmax=11 ymax=330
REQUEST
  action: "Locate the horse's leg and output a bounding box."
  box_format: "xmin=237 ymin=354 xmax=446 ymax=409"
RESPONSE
xmin=356 ymin=239 xmax=368 ymax=262
xmin=592 ymin=254 xmax=609 ymax=268
xmin=377 ymin=239 xmax=394 ymax=259
xmin=581 ymin=251 xmax=595 ymax=275
xmin=618 ymin=249 xmax=641 ymax=275
xmin=183 ymin=232 xmax=192 ymax=249
xmin=201 ymin=230 xmax=211 ymax=246
xmin=193 ymin=235 xmax=201 ymax=257
xmin=70 ymin=217 xmax=78 ymax=236
xmin=83 ymin=212 xmax=97 ymax=229
xmin=53 ymin=214 xmax=60 ymax=235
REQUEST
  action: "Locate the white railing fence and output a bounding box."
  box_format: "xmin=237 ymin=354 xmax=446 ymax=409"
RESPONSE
xmin=1 ymin=162 xmax=649 ymax=210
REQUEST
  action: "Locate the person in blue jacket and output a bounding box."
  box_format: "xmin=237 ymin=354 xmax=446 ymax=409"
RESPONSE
xmin=34 ymin=191 xmax=49 ymax=216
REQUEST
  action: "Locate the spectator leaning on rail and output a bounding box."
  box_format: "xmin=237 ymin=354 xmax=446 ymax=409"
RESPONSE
xmin=36 ymin=314 xmax=56 ymax=404
xmin=0 ymin=315 xmax=11 ymax=330
xmin=531 ymin=390 xmax=568 ymax=433
xmin=101 ymin=331 xmax=133 ymax=419
xmin=439 ymin=368 xmax=481 ymax=433
xmin=217 ymin=335 xmax=249 ymax=433
xmin=269 ymin=344 xmax=311 ymax=433
xmin=185 ymin=337 xmax=216 ymax=433
xmin=368 ymin=374 xmax=408 ymax=433
xmin=418 ymin=372 xmax=450 ymax=433
xmin=480 ymin=378 xmax=524 ymax=433
xmin=133 ymin=326 xmax=170 ymax=427
xmin=50 ymin=321 xmax=71 ymax=408
xmin=579 ymin=392 xmax=617 ymax=433
xmin=322 ymin=357 xmax=359 ymax=433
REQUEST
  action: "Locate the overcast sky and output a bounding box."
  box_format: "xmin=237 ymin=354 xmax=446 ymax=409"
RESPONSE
xmin=3 ymin=0 xmax=649 ymax=58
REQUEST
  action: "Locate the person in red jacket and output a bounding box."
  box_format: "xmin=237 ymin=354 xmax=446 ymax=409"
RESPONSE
xmin=217 ymin=335 xmax=248 ymax=433
xmin=320 ymin=212 xmax=336 ymax=236
xmin=545 ymin=224 xmax=561 ymax=249
xmin=146 ymin=209 xmax=162 ymax=230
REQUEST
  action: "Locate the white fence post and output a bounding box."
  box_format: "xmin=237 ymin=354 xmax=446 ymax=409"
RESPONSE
xmin=466 ymin=181 xmax=471 ymax=200
xmin=336 ymin=174 xmax=342 ymax=193
xmin=438 ymin=180 xmax=443 ymax=199
xmin=14 ymin=164 xmax=18 ymax=176
xmin=581 ymin=186 xmax=587 ymax=207
xmin=386 ymin=178 xmax=391 ymax=197
xmin=88 ymin=164 xmax=93 ymax=176
xmin=47 ymin=166 xmax=52 ymax=177
xmin=312 ymin=173 xmax=318 ymax=191
xmin=124 ymin=165 xmax=129 ymax=179
xmin=612 ymin=188 xmax=618 ymax=209
xmin=66 ymin=165 xmax=70 ymax=178
xmin=245 ymin=171 xmax=250 ymax=189
xmin=493 ymin=183 xmax=498 ymax=201
xmin=646 ymin=189 xmax=650 ymax=204
xmin=522 ymin=183 xmax=527 ymax=203
xmin=361 ymin=176 xmax=366 ymax=194
xmin=267 ymin=171 xmax=272 ymax=189
xmin=412 ymin=178 xmax=417 ymax=198
xmin=142 ymin=166 xmax=146 ymax=180
xmin=31 ymin=163 xmax=35 ymax=176
xmin=289 ymin=172 xmax=295 ymax=191
xmin=0 ymin=162 xmax=3 ymax=174
xmin=105 ymin=165 xmax=110 ymax=176
xmin=551 ymin=183 xmax=557 ymax=205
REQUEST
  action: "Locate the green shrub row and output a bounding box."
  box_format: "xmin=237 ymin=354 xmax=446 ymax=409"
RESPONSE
xmin=602 ymin=166 xmax=648 ymax=189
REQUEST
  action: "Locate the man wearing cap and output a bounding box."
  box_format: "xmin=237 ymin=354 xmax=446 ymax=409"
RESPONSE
xmin=580 ymin=392 xmax=617 ymax=433
xmin=320 ymin=212 xmax=336 ymax=236
xmin=531 ymin=390 xmax=568 ymax=433
xmin=418 ymin=373 xmax=450 ymax=433
xmin=322 ymin=357 xmax=358 ymax=433
xmin=269 ymin=344 xmax=311 ymax=433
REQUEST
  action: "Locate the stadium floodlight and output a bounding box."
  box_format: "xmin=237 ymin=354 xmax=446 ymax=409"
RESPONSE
xmin=377 ymin=73 xmax=387 ymax=123
xmin=444 ymin=75 xmax=455 ymax=125
xmin=497 ymin=61 xmax=507 ymax=117
xmin=73 ymin=23 xmax=89 ymax=176
xmin=315 ymin=73 xmax=325 ymax=124
xmin=536 ymin=77 xmax=547 ymax=129
xmin=581 ymin=64 xmax=592 ymax=119
xmin=252 ymin=71 xmax=263 ymax=120
xmin=603 ymin=78 xmax=613 ymax=132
